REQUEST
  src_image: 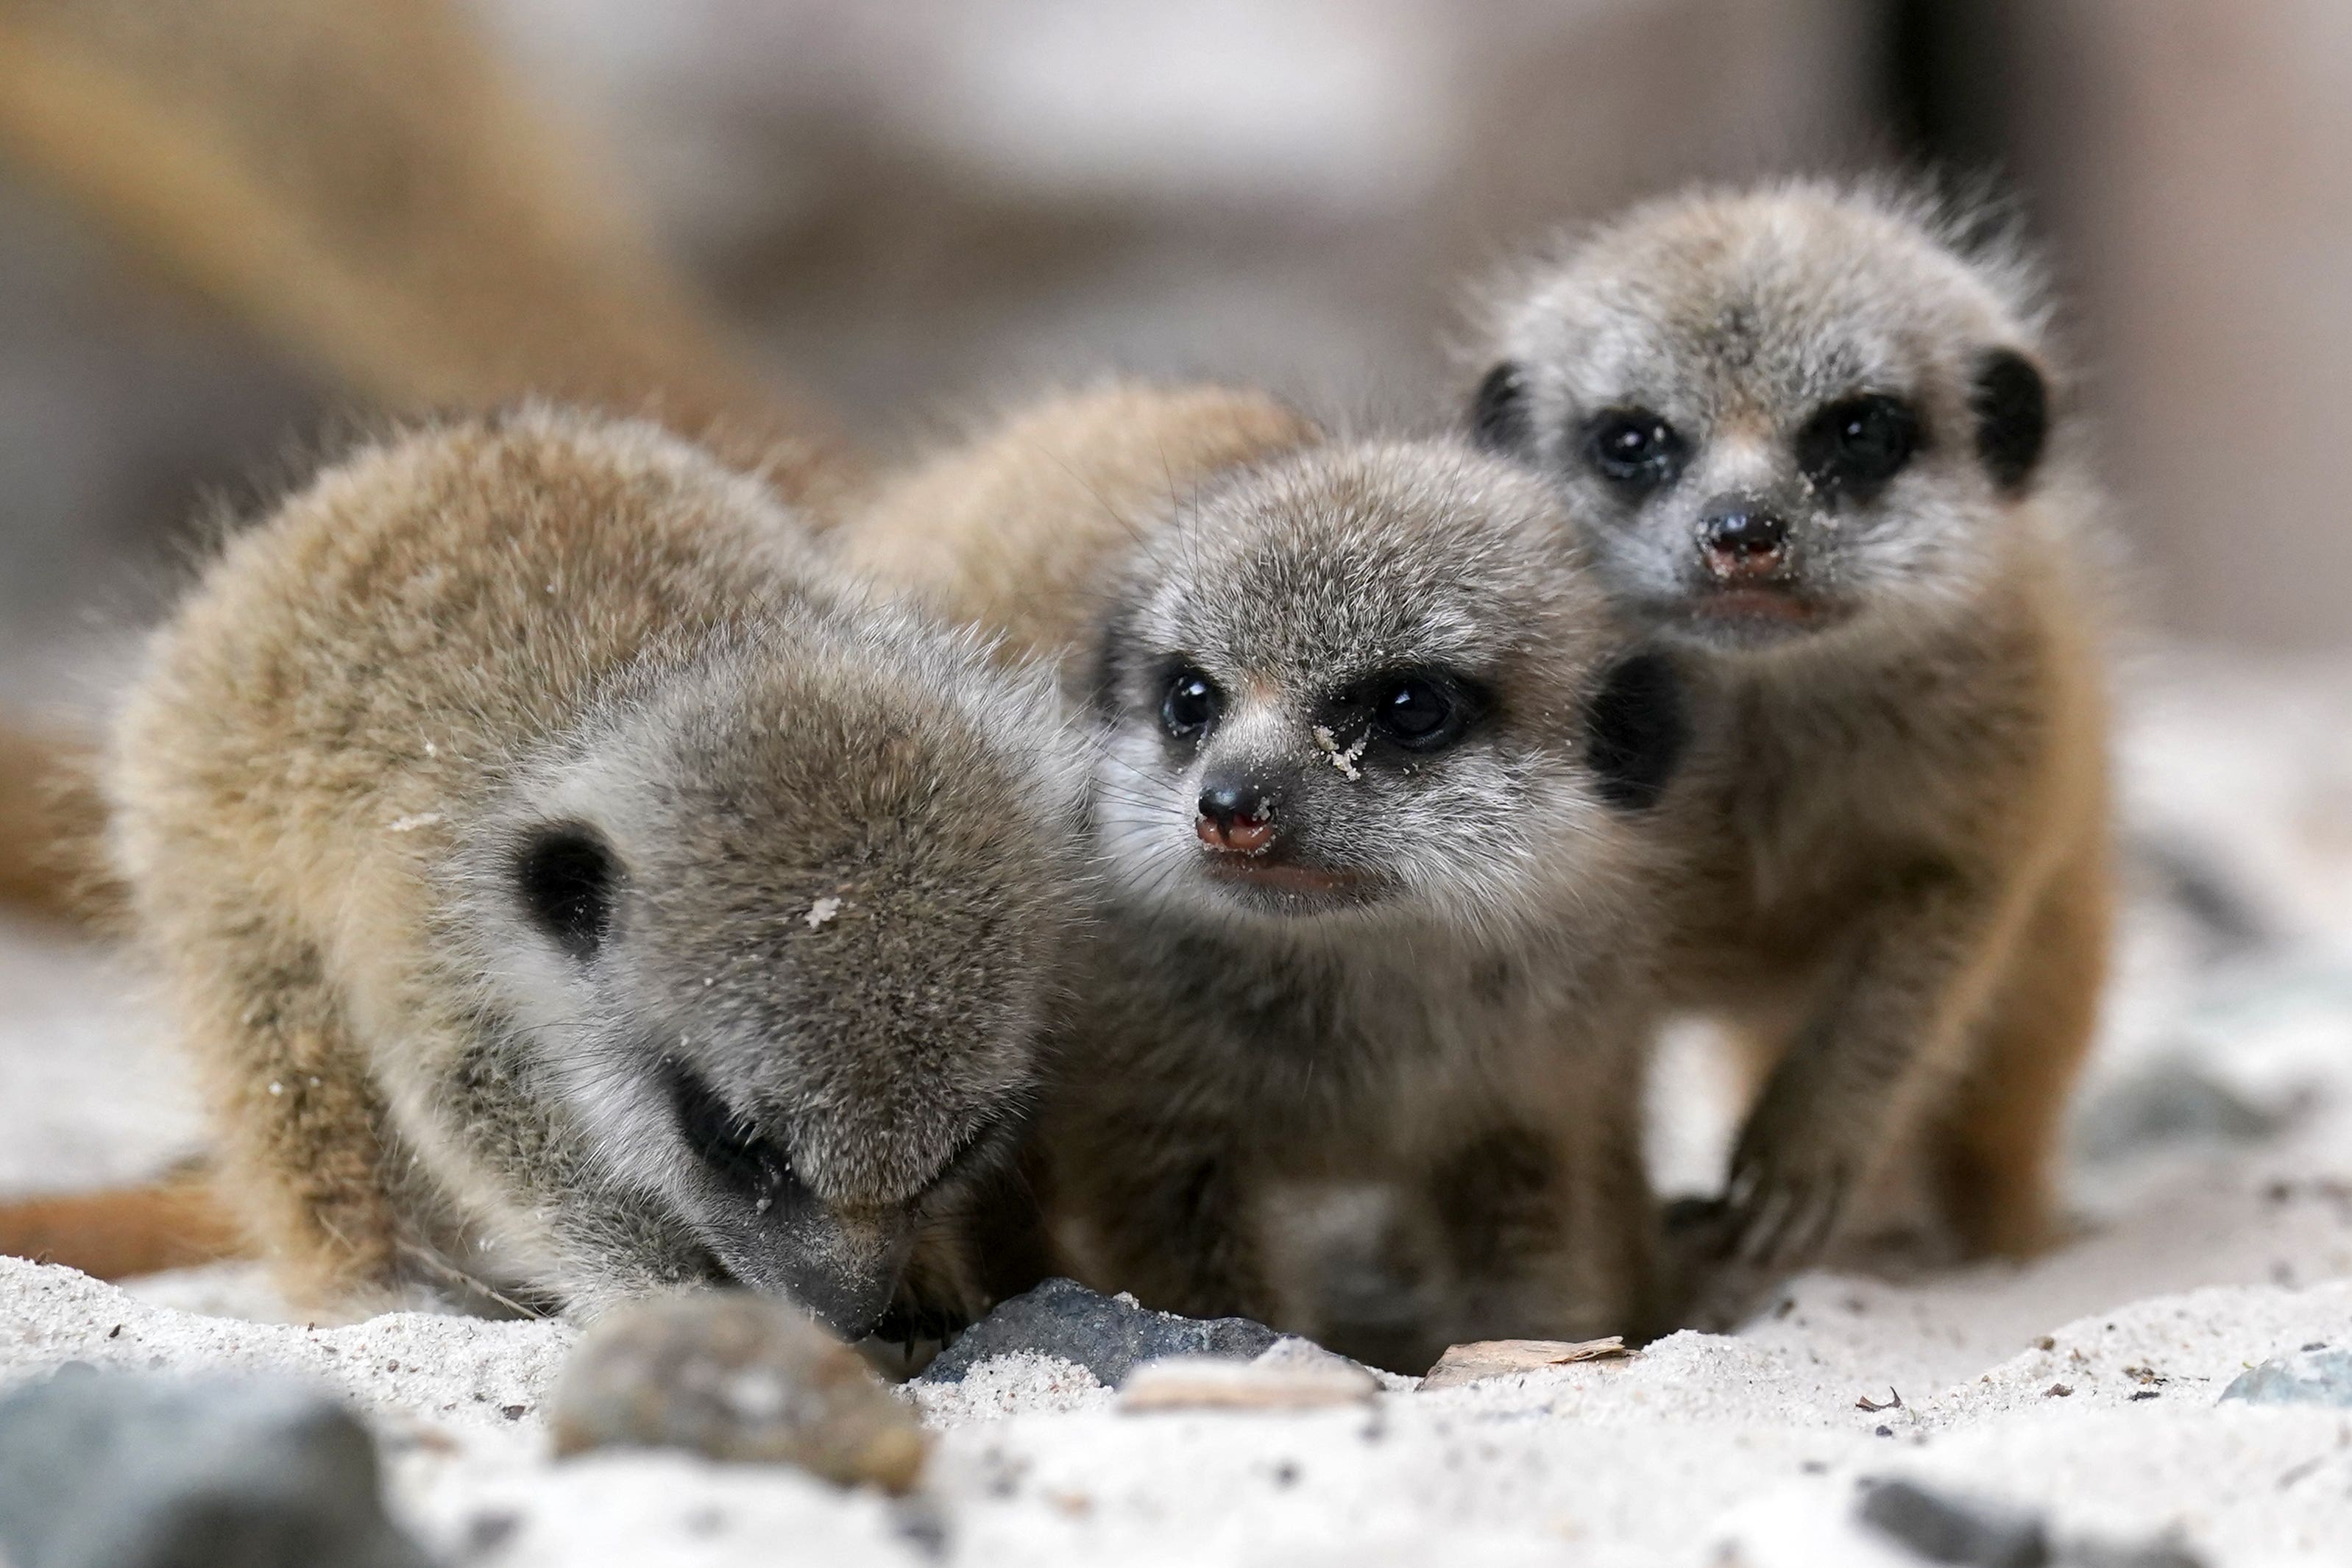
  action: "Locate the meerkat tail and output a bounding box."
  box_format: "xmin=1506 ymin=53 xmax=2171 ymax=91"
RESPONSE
xmin=0 ymin=0 xmax=857 ymax=509
xmin=0 ymin=1168 xmax=250 ymax=1281
xmin=0 ymin=720 xmax=121 ymax=929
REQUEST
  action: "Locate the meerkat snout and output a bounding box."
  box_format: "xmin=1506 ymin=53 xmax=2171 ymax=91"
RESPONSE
xmin=1195 ymin=776 xmax=1276 ymax=853
xmin=662 ymin=1062 xmax=912 ymax=1338
xmin=1695 ymin=497 xmax=1790 ymax=582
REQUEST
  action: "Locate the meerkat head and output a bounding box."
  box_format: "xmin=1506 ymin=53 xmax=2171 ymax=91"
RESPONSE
xmin=450 ymin=607 xmax=1088 ymax=1336
xmin=1090 ymin=441 xmax=1685 ymax=942
xmin=1470 ymin=181 xmax=2059 ymax=652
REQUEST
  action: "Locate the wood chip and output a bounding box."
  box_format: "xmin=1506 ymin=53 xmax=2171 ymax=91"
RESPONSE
xmin=1117 ymin=1355 xmax=1379 ymax=1412
xmin=1419 ymin=1337 xmax=1629 ymax=1390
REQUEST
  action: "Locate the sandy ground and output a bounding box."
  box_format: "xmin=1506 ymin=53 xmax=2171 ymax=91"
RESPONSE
xmin=4 ymin=645 xmax=2352 ymax=1567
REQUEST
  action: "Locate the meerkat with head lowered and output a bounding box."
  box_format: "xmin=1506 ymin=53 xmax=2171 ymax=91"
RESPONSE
xmin=846 ymin=394 xmax=1688 ymax=1369
xmin=1469 ymin=182 xmax=2112 ymax=1269
xmin=105 ymin=407 xmax=1087 ymax=1332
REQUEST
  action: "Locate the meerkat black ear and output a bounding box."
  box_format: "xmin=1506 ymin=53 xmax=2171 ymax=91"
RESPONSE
xmin=1969 ymin=348 xmax=2049 ymax=493
xmin=1583 ymin=652 xmax=1687 ymax=811
xmin=517 ymin=825 xmax=616 ymax=960
xmin=1087 ymin=603 xmax=1135 ymax=720
xmin=1469 ymin=361 xmax=1532 ymax=454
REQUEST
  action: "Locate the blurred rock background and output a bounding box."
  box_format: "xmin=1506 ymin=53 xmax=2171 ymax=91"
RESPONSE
xmin=0 ymin=0 xmax=2344 ymax=726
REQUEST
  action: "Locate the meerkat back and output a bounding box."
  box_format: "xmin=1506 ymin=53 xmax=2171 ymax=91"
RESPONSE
xmin=1467 ymin=180 xmax=2113 ymax=1275
xmin=835 ymin=381 xmax=1322 ymax=681
xmin=107 ymin=408 xmax=1088 ymax=1329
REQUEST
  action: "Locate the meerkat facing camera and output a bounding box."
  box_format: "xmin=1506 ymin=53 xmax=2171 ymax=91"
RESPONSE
xmin=843 ymin=400 xmax=1689 ymax=1369
xmin=1469 ymin=180 xmax=2112 ymax=1269
xmin=105 ymin=408 xmax=1088 ymax=1331
xmin=1055 ymin=440 xmax=1683 ymax=1369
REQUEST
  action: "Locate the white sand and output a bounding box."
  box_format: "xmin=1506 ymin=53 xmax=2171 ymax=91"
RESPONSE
xmin=4 ymin=646 xmax=2351 ymax=1566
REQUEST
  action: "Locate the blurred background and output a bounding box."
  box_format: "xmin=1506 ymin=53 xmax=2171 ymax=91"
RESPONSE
xmin=1 ymin=0 xmax=2348 ymax=725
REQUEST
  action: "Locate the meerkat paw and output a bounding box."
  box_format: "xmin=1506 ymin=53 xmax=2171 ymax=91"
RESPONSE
xmin=1721 ymin=1123 xmax=1856 ymax=1269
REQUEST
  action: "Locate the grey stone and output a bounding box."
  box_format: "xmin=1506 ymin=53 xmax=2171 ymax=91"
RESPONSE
xmin=550 ymin=1291 xmax=927 ymax=1492
xmin=2072 ymin=1057 xmax=2279 ymax=1166
xmin=1857 ymin=1476 xmax=2050 ymax=1567
xmin=2219 ymin=1347 xmax=2352 ymax=1406
xmin=2063 ymin=1536 xmax=2208 ymax=1568
xmin=913 ymin=1277 xmax=1283 ymax=1386
xmin=0 ymin=1369 xmax=428 ymax=1568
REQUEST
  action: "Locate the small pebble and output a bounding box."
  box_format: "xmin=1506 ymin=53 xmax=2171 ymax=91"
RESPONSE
xmin=912 ymin=1277 xmax=1282 ymax=1387
xmin=549 ymin=1291 xmax=927 ymax=1492
xmin=1856 ymin=1476 xmax=2048 ymax=1568
xmin=1118 ymin=1353 xmax=1378 ymax=1413
xmin=2220 ymin=1347 xmax=2352 ymax=1408
xmin=1420 ymin=1337 xmax=1627 ymax=1390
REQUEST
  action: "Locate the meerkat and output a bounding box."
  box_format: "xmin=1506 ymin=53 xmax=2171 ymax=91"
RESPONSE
xmin=841 ymin=390 xmax=1689 ymax=1368
xmin=1049 ymin=439 xmax=1685 ymax=1371
xmin=1467 ymin=180 xmax=2113 ymax=1270
xmin=102 ymin=405 xmax=1088 ymax=1333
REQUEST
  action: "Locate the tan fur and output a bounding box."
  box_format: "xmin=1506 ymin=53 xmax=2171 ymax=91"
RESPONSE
xmin=836 ymin=382 xmax=1321 ymax=679
xmin=0 ymin=724 xmax=117 ymax=928
xmin=105 ymin=407 xmax=1085 ymax=1324
xmin=1474 ymin=182 xmax=2114 ymax=1274
xmin=0 ymin=1169 xmax=246 ymax=1280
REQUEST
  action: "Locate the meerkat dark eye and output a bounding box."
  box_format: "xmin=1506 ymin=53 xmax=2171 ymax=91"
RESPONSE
xmin=516 ymin=826 xmax=614 ymax=960
xmin=1367 ymin=673 xmax=1480 ymax=753
xmin=1799 ymin=394 xmax=1920 ymax=493
xmin=1160 ymin=667 xmax=1224 ymax=740
xmin=1581 ymin=408 xmax=1687 ymax=492
xmin=670 ymin=1066 xmax=799 ymax=1199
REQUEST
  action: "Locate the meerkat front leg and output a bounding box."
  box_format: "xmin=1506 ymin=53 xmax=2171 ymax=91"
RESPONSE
xmin=1930 ymin=848 xmax=2111 ymax=1257
xmin=1725 ymin=866 xmax=2017 ymax=1266
xmin=172 ymin=925 xmax=405 ymax=1310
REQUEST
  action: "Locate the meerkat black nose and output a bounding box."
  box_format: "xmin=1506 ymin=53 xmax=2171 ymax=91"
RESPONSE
xmin=1698 ymin=503 xmax=1790 ymax=580
xmin=1196 ymin=778 xmax=1275 ymax=853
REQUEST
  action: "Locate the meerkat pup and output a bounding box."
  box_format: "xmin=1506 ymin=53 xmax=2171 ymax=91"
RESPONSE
xmin=842 ymin=389 xmax=1688 ymax=1369
xmin=1468 ymin=180 xmax=2113 ymax=1269
xmin=1053 ymin=439 xmax=1684 ymax=1369
xmin=104 ymin=406 xmax=1088 ymax=1333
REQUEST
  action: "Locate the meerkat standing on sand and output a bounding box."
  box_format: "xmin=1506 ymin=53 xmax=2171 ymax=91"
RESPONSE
xmin=845 ymin=399 xmax=1689 ymax=1370
xmin=1057 ymin=441 xmax=1685 ymax=1369
xmin=105 ymin=407 xmax=1087 ymax=1331
xmin=1468 ymin=181 xmax=2112 ymax=1270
